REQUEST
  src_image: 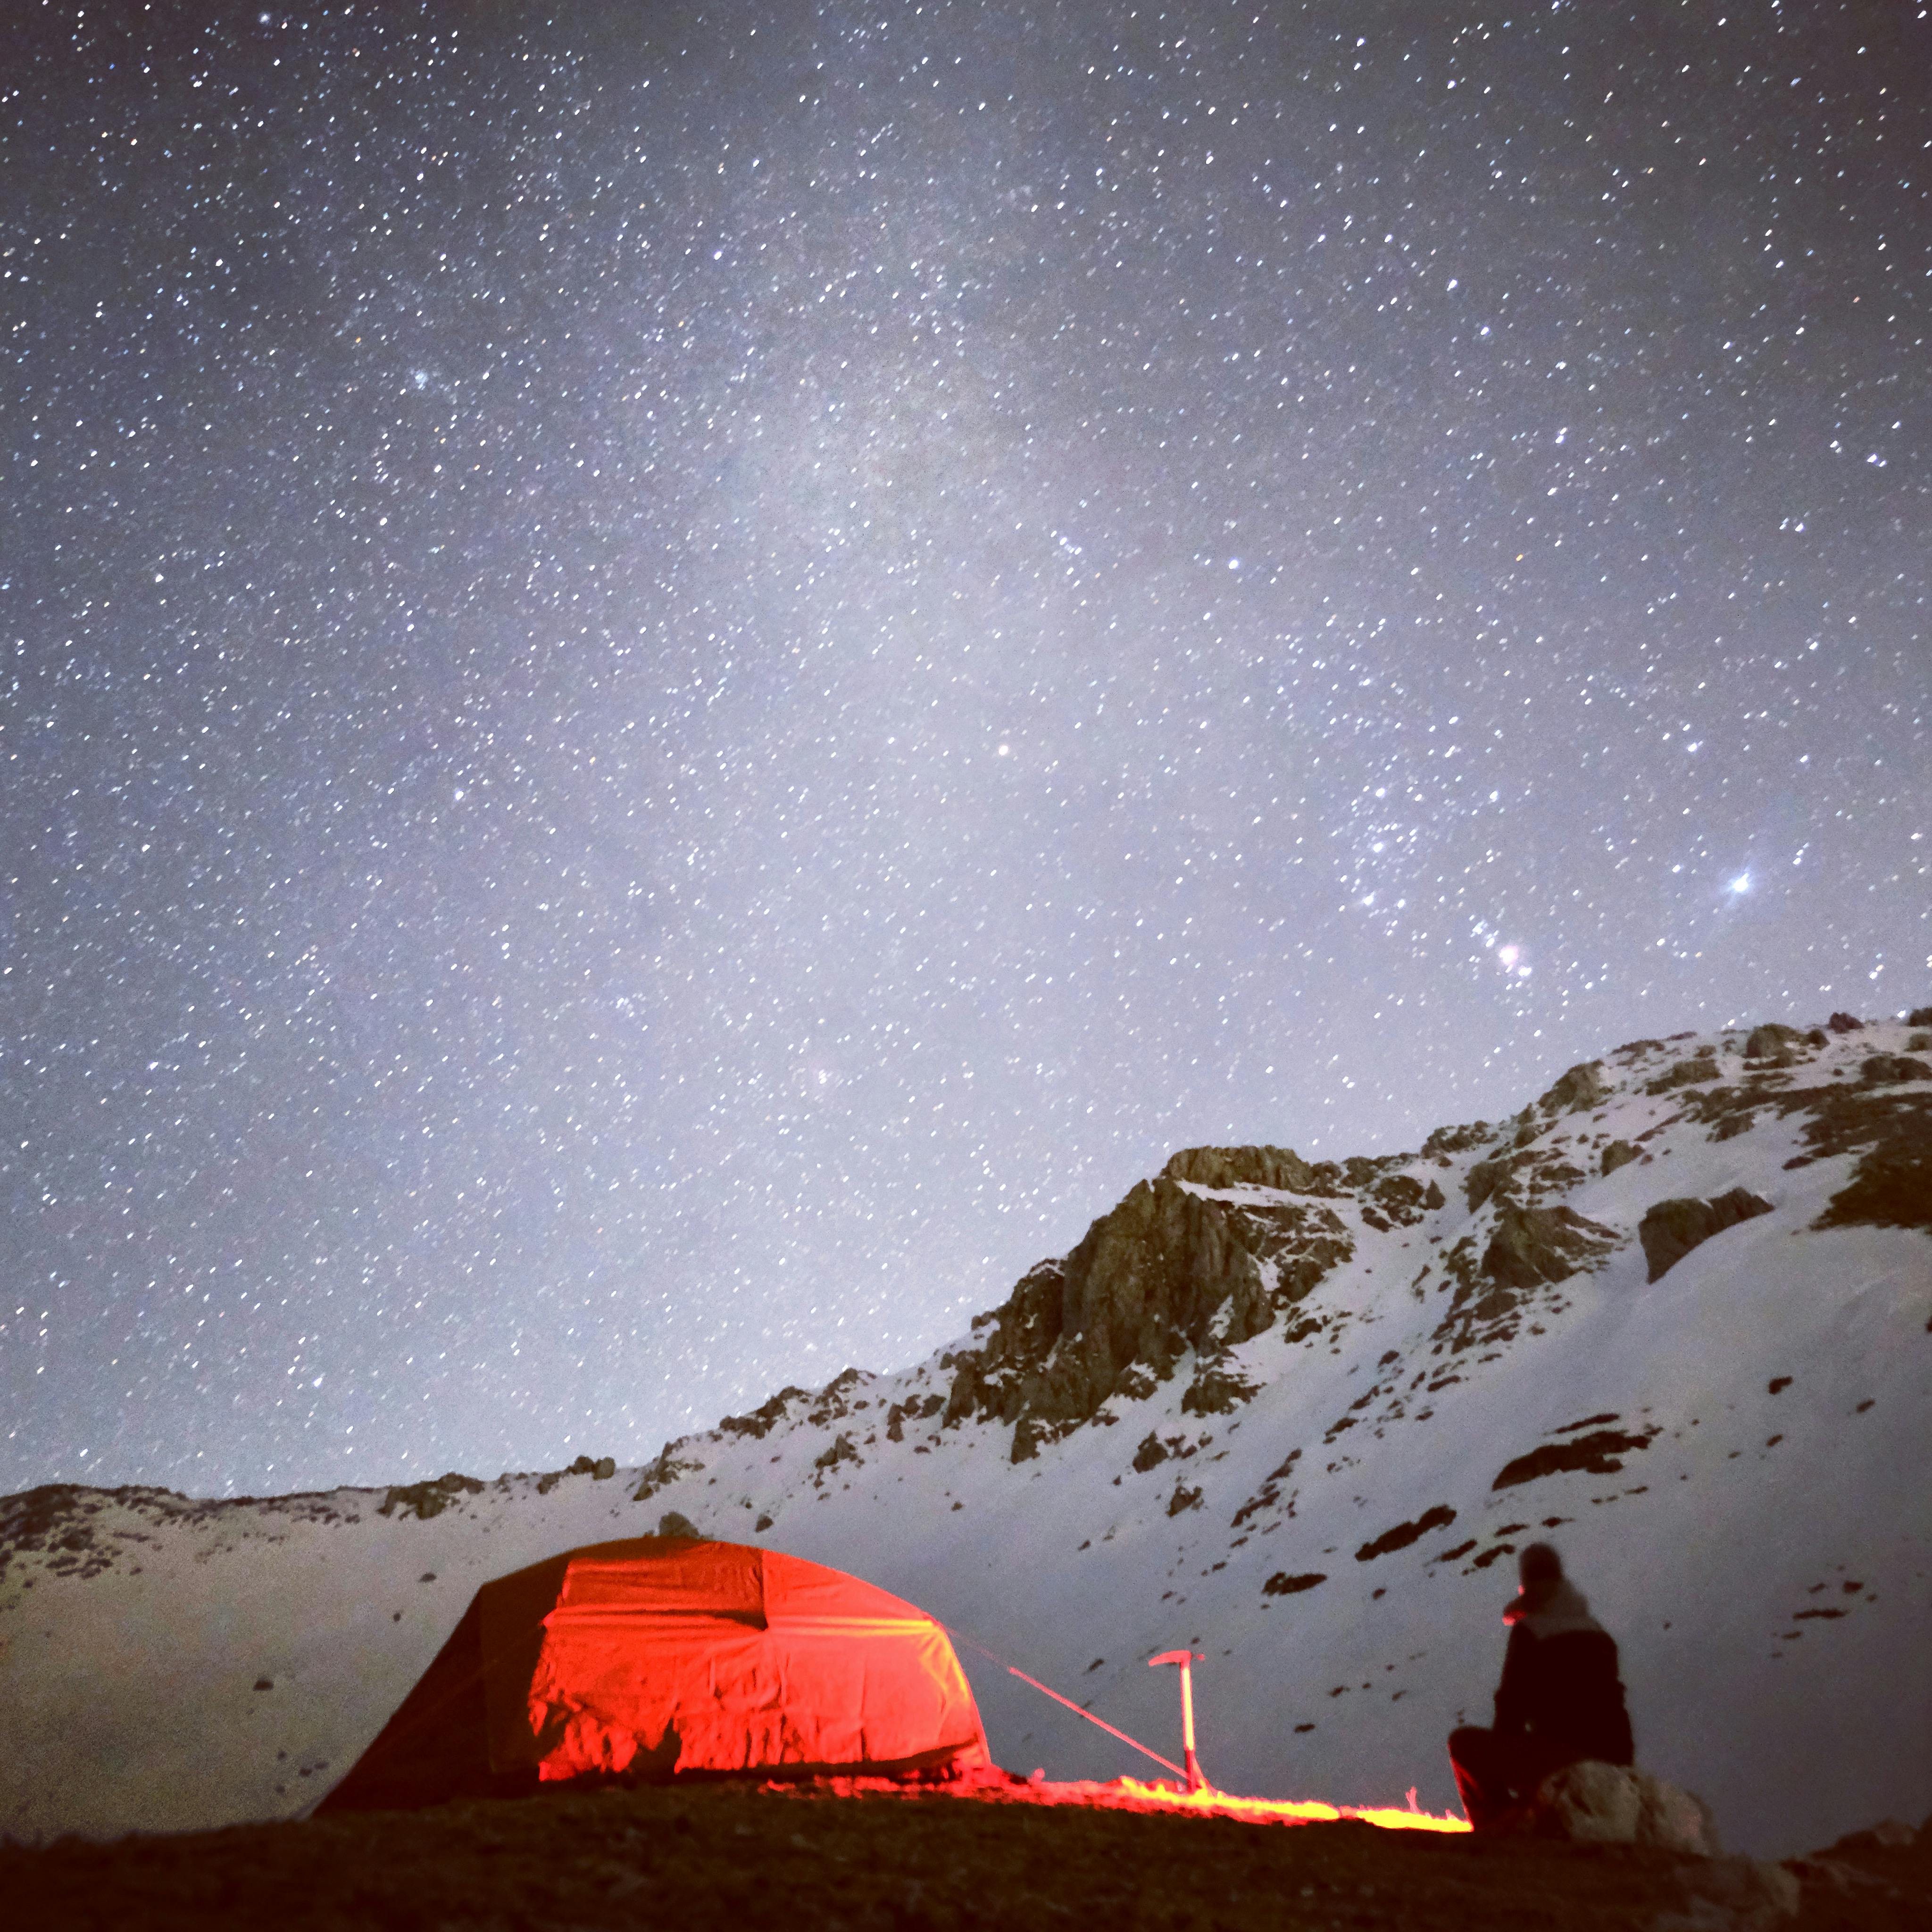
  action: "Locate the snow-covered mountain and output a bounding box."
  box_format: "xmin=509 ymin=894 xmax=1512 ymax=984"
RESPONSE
xmin=4 ymin=1013 xmax=1929 ymax=1856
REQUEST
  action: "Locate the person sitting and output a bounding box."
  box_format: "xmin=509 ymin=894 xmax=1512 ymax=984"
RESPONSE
xmin=1447 ymin=1541 xmax=1634 ymax=1830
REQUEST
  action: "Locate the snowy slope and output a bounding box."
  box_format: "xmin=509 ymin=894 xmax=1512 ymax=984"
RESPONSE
xmin=4 ymin=1014 xmax=1928 ymax=1856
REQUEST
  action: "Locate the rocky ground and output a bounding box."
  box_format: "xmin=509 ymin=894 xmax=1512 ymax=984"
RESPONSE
xmin=3 ymin=1780 xmax=1927 ymax=1932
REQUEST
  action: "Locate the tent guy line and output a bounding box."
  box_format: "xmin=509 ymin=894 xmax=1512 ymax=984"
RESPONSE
xmin=937 ymin=1621 xmax=1188 ymax=1782
xmin=1000 ymin=1663 xmax=1186 ymax=1783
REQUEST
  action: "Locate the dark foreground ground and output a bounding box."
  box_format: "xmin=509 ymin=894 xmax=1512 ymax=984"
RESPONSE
xmin=4 ymin=1781 xmax=1928 ymax=1932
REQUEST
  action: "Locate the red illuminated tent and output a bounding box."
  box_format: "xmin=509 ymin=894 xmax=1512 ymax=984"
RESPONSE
xmin=319 ymin=1537 xmax=990 ymax=1811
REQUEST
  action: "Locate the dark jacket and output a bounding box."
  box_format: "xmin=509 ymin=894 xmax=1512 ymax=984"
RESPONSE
xmin=1493 ymin=1576 xmax=1634 ymax=1767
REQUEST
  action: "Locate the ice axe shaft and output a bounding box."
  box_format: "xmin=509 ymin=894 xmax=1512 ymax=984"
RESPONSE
xmin=1148 ymin=1648 xmax=1208 ymax=1791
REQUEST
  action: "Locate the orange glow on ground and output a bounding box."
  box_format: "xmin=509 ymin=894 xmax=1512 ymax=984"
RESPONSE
xmin=1108 ymin=1776 xmax=1469 ymax=1832
xmin=790 ymin=1770 xmax=1471 ymax=1834
xmin=987 ymin=1774 xmax=1471 ymax=1834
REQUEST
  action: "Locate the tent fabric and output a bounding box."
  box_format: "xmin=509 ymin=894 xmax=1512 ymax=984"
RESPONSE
xmin=319 ymin=1537 xmax=989 ymax=1812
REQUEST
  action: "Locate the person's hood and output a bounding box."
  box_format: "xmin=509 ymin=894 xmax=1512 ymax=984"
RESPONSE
xmin=1502 ymin=1574 xmax=1605 ymax=1641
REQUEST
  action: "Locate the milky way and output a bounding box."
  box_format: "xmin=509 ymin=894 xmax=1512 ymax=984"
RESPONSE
xmin=4 ymin=3 xmax=1926 ymax=1496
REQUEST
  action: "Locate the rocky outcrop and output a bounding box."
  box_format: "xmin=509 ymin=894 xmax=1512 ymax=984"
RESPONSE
xmin=1762 ymin=1074 xmax=1932 ymax=1232
xmin=1811 ymin=1111 xmax=1932 ymax=1234
xmin=1262 ymin=1570 xmax=1325 ymax=1596
xmin=1538 ymin=1059 xmax=1612 ymax=1115
xmin=808 ymin=1433 xmax=864 ymax=1487
xmin=1646 ymin=1046 xmax=1722 ymax=1094
xmin=633 ymin=1444 xmax=705 ymax=1502
xmin=1482 ymin=1203 xmax=1620 ymax=1288
xmin=1161 ymin=1144 xmax=1339 ymax=1194
xmin=1180 ymin=1358 xmax=1260 ymax=1415
xmin=926 ymin=1022 xmax=1922 ymax=1466
xmin=1423 ymin=1203 xmax=1621 ymax=1363
xmin=1465 ymin=1155 xmax=1520 ymax=1212
xmin=1860 ymin=1053 xmax=1930 ymax=1086
xmin=378 ymin=1472 xmax=485 ymax=1521
xmin=534 ymin=1454 xmax=616 ymax=1494
xmin=943 ymin=1168 xmax=1353 ymax=1457
xmin=718 ymin=1387 xmax=810 ymax=1441
xmin=1491 ymin=1424 xmax=1659 ymax=1490
xmin=1354 ymin=1503 xmax=1456 ymax=1562
xmin=1639 ymin=1189 xmax=1774 ymax=1282
xmin=1359 ymin=1171 xmax=1445 ymax=1228
xmin=1745 ymin=1023 xmax=1803 ymax=1060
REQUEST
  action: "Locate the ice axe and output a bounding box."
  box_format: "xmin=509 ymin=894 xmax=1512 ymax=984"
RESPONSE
xmin=1148 ymin=1649 xmax=1208 ymax=1791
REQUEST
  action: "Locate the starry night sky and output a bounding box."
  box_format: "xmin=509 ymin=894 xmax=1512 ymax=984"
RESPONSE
xmin=4 ymin=2 xmax=1926 ymax=1498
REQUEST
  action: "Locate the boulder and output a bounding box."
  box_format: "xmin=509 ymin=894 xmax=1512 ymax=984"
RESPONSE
xmin=1744 ymin=1022 xmax=1802 ymax=1060
xmin=1827 ymin=1011 xmax=1865 ymax=1033
xmin=1600 ymin=1139 xmax=1641 ymax=1177
xmin=1639 ymin=1188 xmax=1774 ymax=1283
xmin=1531 ymin=1760 xmax=1721 ymax=1855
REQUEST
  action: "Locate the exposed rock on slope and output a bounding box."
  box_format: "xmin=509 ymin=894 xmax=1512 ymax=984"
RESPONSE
xmin=1638 ymin=1190 xmax=1775 ymax=1283
xmin=1745 ymin=1022 xmax=1804 ymax=1061
xmin=1811 ymin=1127 xmax=1932 ymax=1234
xmin=1482 ymin=1203 xmax=1620 ymax=1289
xmin=1161 ymin=1145 xmax=1338 ymax=1193
xmin=1537 ymin=1059 xmax=1613 ymax=1115
xmin=942 ymin=1167 xmax=1357 ymax=1458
